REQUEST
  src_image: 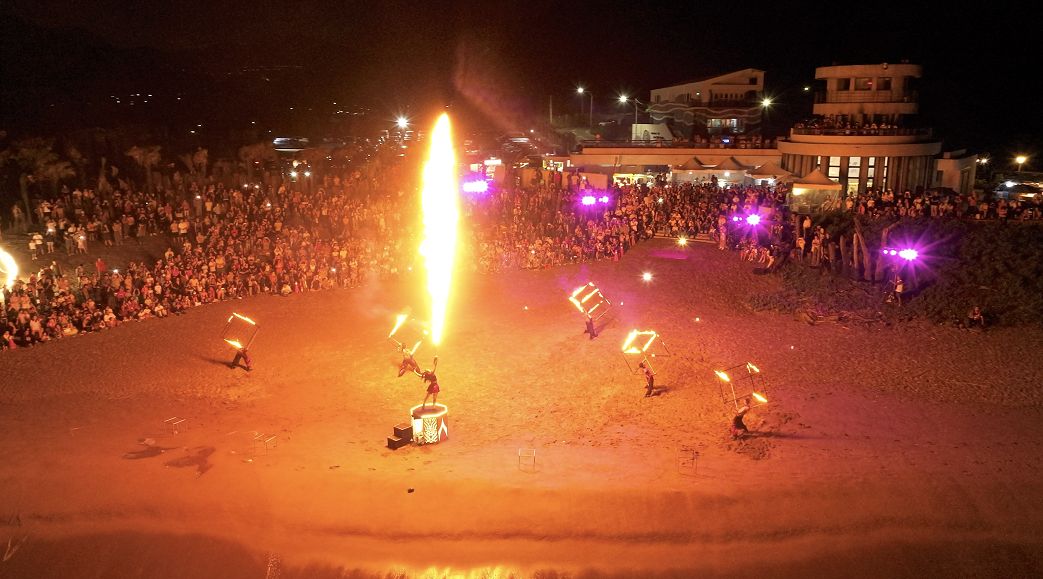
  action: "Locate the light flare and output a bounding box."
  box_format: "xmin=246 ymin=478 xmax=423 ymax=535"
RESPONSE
xmin=752 ymin=392 xmax=769 ymax=404
xmin=715 ymin=370 xmax=731 ymax=382
xmin=0 ymin=247 xmax=17 ymax=291
xmin=420 ymin=113 xmax=460 ymax=345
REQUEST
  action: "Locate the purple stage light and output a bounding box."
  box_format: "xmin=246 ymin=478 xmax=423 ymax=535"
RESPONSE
xmin=732 ymin=216 xmax=740 ymax=222
xmin=898 ymin=249 xmax=919 ymax=261
xmin=462 ymin=180 xmax=489 ymax=194
xmin=581 ymin=195 xmax=596 ymax=206
xmin=746 ymin=214 xmax=761 ymax=226
xmin=598 ymin=195 xmax=610 ymax=204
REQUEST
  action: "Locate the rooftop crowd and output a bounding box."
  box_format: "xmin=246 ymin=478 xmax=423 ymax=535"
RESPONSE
xmin=2 ymin=157 xmax=1039 ymax=351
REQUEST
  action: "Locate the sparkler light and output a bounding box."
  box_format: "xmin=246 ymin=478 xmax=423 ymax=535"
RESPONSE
xmin=420 ymin=113 xmax=460 ymax=346
xmin=0 ymin=247 xmax=17 ymax=290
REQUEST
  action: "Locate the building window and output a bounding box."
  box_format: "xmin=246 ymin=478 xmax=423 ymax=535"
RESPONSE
xmin=848 ymin=157 xmax=861 ymax=167
xmin=855 ymin=77 xmax=873 ymax=90
xmin=827 ymin=156 xmax=841 ymax=179
xmin=877 ymin=77 xmax=892 ymax=91
xmin=837 ymin=78 xmax=851 ymax=91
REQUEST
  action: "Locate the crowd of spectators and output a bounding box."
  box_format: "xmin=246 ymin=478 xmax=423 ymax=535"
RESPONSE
xmin=2 ymin=157 xmax=1039 ymax=351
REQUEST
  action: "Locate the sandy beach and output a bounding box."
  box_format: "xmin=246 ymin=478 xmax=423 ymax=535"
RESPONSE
xmin=2 ymin=238 xmax=1042 ymax=578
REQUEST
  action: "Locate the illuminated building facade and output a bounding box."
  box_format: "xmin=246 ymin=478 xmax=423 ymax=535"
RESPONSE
xmin=646 ymin=69 xmax=766 ymax=140
xmin=778 ymin=63 xmax=975 ymax=195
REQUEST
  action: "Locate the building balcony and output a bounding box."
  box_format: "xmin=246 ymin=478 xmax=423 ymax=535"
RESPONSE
xmin=814 ymin=90 xmax=918 ymax=104
xmin=791 ymin=127 xmax=932 ymax=138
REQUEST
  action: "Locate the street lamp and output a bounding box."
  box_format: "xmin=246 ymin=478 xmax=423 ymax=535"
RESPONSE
xmin=1015 ymin=155 xmax=1028 ymax=173
xmin=619 ymin=94 xmax=641 ymax=125
xmin=396 ymin=116 xmax=409 ymax=130
xmin=761 ymin=97 xmax=773 ymax=108
xmin=577 ymin=87 xmax=593 ymax=127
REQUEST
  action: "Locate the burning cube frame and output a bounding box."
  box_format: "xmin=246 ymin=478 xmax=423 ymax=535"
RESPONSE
xmin=568 ymin=282 xmax=612 ymax=321
xmin=714 ymin=362 xmax=769 ymax=410
xmin=387 ymin=313 xmax=425 ymax=356
xmin=620 ymin=329 xmax=671 ymax=374
xmin=222 ymin=312 xmax=260 ymax=351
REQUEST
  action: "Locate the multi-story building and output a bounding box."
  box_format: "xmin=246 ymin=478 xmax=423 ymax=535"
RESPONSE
xmin=777 ymin=62 xmax=968 ymax=195
xmin=646 ymin=69 xmax=766 ymax=140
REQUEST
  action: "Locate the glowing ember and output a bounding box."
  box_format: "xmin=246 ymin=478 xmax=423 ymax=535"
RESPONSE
xmin=0 ymin=247 xmax=17 ymax=290
xmin=642 ymin=272 xmax=653 ymax=282
xmin=752 ymin=392 xmax=768 ymax=404
xmin=714 ymin=370 xmax=731 ymax=382
xmin=389 ymin=313 xmax=409 ymax=338
xmin=420 ymin=113 xmax=460 ymax=346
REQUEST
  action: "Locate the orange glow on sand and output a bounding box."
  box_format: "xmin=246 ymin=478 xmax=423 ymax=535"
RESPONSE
xmin=420 ymin=113 xmax=460 ymax=346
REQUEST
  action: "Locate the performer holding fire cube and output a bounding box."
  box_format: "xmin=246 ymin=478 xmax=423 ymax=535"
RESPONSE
xmin=230 ymin=346 xmax=252 ymax=371
xmin=397 ymin=343 xmax=420 ymax=377
xmin=638 ymin=361 xmax=655 ymax=397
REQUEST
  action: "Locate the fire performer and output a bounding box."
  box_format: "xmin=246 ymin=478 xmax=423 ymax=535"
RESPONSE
xmin=584 ymin=313 xmax=598 ymax=340
xmin=419 ymin=368 xmax=440 ymax=408
xmin=230 ymin=345 xmax=252 ymax=372
xmin=731 ymin=397 xmax=751 ymax=439
xmin=397 ymin=343 xmax=420 ymax=377
xmin=638 ymin=360 xmax=655 ymax=397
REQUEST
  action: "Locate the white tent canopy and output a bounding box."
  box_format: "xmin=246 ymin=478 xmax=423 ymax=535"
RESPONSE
xmin=793 ymin=168 xmax=841 ymax=190
xmin=749 ymin=161 xmax=793 ymax=179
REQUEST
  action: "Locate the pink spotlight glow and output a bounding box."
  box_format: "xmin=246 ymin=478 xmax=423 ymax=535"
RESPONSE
xmin=898 ymin=249 xmax=919 ymax=261
xmin=598 ymin=196 xmax=610 ymax=203
xmin=746 ymin=214 xmax=761 ymax=225
xmin=581 ymin=195 xmax=596 ymax=205
xmin=462 ymin=180 xmax=489 ymax=194
xmin=732 ymin=216 xmax=741 ymax=222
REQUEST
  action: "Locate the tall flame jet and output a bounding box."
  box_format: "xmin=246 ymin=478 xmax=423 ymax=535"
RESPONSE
xmin=419 ymin=113 xmax=459 ymax=345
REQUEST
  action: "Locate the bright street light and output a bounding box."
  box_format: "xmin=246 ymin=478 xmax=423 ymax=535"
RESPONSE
xmin=576 ymin=87 xmax=593 ymax=127
xmin=618 ymin=94 xmax=628 ymax=104
xmin=1015 ymin=155 xmax=1028 ymax=172
xmin=396 ymin=116 xmax=409 ymax=129
xmin=761 ymin=97 xmax=773 ymax=107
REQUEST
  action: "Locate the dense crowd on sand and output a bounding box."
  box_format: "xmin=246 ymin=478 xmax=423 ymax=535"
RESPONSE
xmin=1 ymin=154 xmax=1037 ymax=351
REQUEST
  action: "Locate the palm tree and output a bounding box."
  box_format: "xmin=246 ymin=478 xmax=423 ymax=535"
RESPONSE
xmin=125 ymin=145 xmax=162 ymax=193
xmin=0 ymin=138 xmax=78 ymax=223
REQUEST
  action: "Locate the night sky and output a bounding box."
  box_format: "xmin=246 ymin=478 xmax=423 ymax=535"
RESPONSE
xmin=2 ymin=1 xmax=1038 ymax=162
